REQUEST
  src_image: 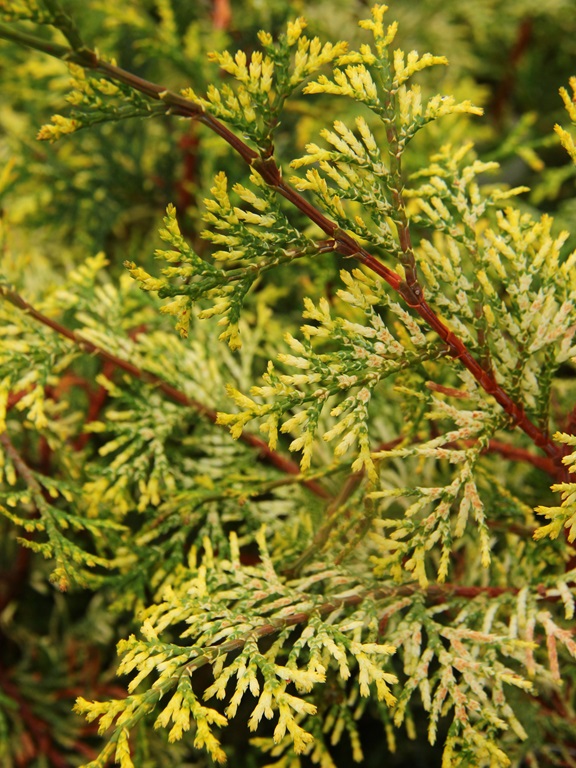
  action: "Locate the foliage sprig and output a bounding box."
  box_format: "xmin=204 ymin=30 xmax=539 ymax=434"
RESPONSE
xmin=1 ymin=1 xmax=576 ymax=766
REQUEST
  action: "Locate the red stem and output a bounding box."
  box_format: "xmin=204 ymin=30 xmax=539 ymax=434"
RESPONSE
xmin=212 ymin=0 xmax=232 ymax=30
xmin=477 ymin=438 xmax=557 ymax=476
xmin=391 ymin=280 xmax=560 ymax=459
xmin=0 ymin=286 xmax=331 ymax=500
xmin=0 ymin=35 xmax=566 ymax=474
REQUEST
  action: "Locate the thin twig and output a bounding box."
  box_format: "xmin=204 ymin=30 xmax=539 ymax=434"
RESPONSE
xmin=0 ymin=284 xmax=331 ymax=500
xmin=181 ymin=579 xmax=550 ymax=675
xmin=0 ymin=23 xmax=565 ymax=472
xmin=480 ymin=438 xmax=558 ymax=476
xmin=0 ymin=430 xmax=43 ymax=495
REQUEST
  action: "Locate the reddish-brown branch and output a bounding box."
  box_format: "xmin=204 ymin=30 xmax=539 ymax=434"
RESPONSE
xmin=0 ymin=30 xmax=566 ymax=475
xmin=74 ymin=53 xmax=561 ymax=470
xmin=212 ymin=0 xmax=232 ymax=30
xmin=0 ymin=285 xmax=331 ymax=500
xmin=421 ymin=386 xmax=560 ymax=477
xmin=426 ymin=381 xmax=473 ymax=399
xmin=478 ymin=438 xmax=558 ymax=476
xmin=563 ymin=402 xmax=576 ymax=437
xmin=438 ymin=434 xmax=558 ymax=477
xmin=0 ymin=431 xmax=43 ymax=495
xmin=492 ymin=18 xmax=533 ymax=125
xmin=181 ymin=579 xmax=563 ymax=676
xmin=7 ymin=372 xmax=112 ymax=453
xmin=67 ymin=362 xmax=116 ymax=450
xmin=398 ymin=287 xmax=563 ymax=468
xmin=7 ymin=387 xmax=33 ymax=410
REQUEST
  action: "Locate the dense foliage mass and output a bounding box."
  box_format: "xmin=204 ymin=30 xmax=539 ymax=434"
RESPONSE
xmin=1 ymin=1 xmax=576 ymax=766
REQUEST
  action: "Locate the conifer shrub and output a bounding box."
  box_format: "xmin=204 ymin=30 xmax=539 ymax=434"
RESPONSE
xmin=1 ymin=2 xmax=576 ymax=766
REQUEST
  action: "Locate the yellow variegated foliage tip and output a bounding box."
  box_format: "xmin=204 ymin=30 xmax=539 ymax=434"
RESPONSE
xmin=357 ymin=3 xmax=398 ymax=57
xmin=555 ymin=76 xmax=576 ymax=163
xmin=560 ymin=76 xmax=576 ymax=123
xmin=207 ymin=49 xmax=274 ymax=96
xmin=304 ymin=65 xmax=378 ymax=102
xmin=256 ymin=28 xmax=273 ymax=47
xmin=159 ymin=295 xmax=191 ymax=338
xmin=423 ymin=94 xmax=483 ymax=121
xmin=216 ymin=316 xmax=242 ymax=351
xmin=291 ymin=38 xmax=348 ymax=87
xmin=65 ymin=63 xmax=120 ymax=105
xmin=37 ymin=114 xmax=81 ymax=142
xmin=286 ymin=17 xmax=306 ymax=46
xmin=195 ymin=17 xmax=347 ymax=120
xmin=35 ymin=59 xmax=125 ymax=143
xmin=393 ymin=50 xmax=448 ymax=87
xmin=16 ymin=380 xmax=48 ymax=429
xmin=124 ymin=261 xmax=165 ymax=292
xmin=534 ymin=432 xmax=576 ymax=543
xmin=160 ymin=202 xmax=181 ymax=238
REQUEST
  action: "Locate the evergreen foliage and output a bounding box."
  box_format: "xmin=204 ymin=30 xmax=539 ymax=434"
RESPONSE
xmin=1 ymin=1 xmax=576 ymax=766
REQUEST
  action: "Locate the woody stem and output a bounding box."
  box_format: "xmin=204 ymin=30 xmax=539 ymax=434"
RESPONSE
xmin=0 ymin=25 xmax=564 ymax=473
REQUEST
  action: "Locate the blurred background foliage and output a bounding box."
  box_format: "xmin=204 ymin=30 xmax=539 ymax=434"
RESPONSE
xmin=1 ymin=1 xmax=576 ymax=766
